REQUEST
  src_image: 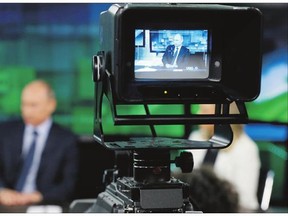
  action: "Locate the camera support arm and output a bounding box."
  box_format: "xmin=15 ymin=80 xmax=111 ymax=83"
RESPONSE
xmin=92 ymin=53 xmax=250 ymax=151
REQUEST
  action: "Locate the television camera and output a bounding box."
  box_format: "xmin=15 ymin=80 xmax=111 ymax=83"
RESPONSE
xmin=70 ymin=3 xmax=262 ymax=213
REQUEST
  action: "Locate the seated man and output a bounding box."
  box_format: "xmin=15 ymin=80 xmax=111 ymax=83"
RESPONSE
xmin=0 ymin=80 xmax=79 ymax=206
xmin=162 ymin=33 xmax=191 ymax=69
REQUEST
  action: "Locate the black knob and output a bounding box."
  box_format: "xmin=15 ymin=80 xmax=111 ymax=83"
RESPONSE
xmin=174 ymin=151 xmax=194 ymax=173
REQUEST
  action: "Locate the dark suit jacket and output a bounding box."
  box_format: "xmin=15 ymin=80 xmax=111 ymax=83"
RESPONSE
xmin=0 ymin=120 xmax=79 ymax=203
xmin=162 ymin=45 xmax=191 ymax=69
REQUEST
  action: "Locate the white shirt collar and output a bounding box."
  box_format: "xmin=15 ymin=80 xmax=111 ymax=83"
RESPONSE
xmin=26 ymin=118 xmax=53 ymax=135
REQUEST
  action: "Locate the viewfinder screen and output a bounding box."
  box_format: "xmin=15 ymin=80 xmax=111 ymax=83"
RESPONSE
xmin=134 ymin=29 xmax=210 ymax=80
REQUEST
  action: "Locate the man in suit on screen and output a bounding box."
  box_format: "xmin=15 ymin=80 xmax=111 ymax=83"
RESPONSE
xmin=162 ymin=33 xmax=191 ymax=69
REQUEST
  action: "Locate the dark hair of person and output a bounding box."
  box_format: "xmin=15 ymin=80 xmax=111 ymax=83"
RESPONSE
xmin=175 ymin=165 xmax=239 ymax=213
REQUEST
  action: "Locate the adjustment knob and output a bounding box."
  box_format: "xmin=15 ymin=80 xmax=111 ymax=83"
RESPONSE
xmin=174 ymin=151 xmax=194 ymax=173
xmin=92 ymin=52 xmax=104 ymax=82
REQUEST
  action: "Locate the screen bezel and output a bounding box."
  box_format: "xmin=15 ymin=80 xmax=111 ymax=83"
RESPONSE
xmin=115 ymin=8 xmax=222 ymax=101
xmin=117 ymin=17 xmax=223 ymax=102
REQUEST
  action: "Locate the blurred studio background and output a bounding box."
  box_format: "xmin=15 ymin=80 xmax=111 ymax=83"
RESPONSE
xmin=0 ymin=3 xmax=287 ymax=212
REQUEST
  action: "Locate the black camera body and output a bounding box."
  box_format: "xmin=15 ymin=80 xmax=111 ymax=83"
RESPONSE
xmin=97 ymin=3 xmax=262 ymax=104
xmin=70 ymin=3 xmax=262 ymax=213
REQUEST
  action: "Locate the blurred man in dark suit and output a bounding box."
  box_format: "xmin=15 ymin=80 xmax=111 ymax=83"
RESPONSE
xmin=0 ymin=80 xmax=78 ymax=206
xmin=162 ymin=33 xmax=191 ymax=69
